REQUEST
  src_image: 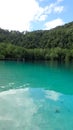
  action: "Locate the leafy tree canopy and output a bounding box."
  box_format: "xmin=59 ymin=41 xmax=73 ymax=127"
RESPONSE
xmin=0 ymin=21 xmax=73 ymax=61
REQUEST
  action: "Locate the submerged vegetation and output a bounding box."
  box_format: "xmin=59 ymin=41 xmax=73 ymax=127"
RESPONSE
xmin=0 ymin=21 xmax=73 ymax=61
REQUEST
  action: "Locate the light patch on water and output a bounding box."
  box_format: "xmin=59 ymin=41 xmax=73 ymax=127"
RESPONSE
xmin=45 ymin=90 xmax=62 ymax=101
xmin=0 ymin=88 xmax=39 ymax=129
xmin=0 ymin=88 xmax=29 ymax=96
xmin=19 ymin=83 xmax=30 ymax=88
xmin=0 ymin=116 xmax=13 ymax=121
xmin=0 ymin=86 xmax=5 ymax=89
xmin=0 ymin=83 xmax=15 ymax=91
xmin=9 ymin=82 xmax=15 ymax=86
xmin=0 ymin=88 xmax=73 ymax=130
xmin=26 ymin=83 xmax=30 ymax=85
xmin=0 ymin=89 xmax=17 ymax=96
xmin=23 ymin=83 xmax=30 ymax=87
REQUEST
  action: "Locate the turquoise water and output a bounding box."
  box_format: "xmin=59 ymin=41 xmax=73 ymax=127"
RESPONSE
xmin=0 ymin=61 xmax=73 ymax=130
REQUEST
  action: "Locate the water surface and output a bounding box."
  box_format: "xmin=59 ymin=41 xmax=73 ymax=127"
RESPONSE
xmin=0 ymin=61 xmax=73 ymax=130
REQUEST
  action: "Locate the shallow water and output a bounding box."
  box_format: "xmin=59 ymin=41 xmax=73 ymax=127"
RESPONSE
xmin=0 ymin=61 xmax=73 ymax=130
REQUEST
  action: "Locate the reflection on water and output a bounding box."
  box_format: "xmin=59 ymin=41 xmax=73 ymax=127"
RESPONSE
xmin=0 ymin=61 xmax=73 ymax=129
xmin=44 ymin=90 xmax=61 ymax=101
xmin=0 ymin=87 xmax=73 ymax=130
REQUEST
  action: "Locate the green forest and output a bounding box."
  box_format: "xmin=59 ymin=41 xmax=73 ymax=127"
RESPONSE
xmin=0 ymin=21 xmax=73 ymax=61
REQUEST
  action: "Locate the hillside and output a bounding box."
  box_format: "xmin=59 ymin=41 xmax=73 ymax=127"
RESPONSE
xmin=0 ymin=21 xmax=73 ymax=48
xmin=0 ymin=21 xmax=73 ymax=61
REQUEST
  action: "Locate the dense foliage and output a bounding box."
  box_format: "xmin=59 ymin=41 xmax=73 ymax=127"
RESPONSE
xmin=0 ymin=21 xmax=73 ymax=61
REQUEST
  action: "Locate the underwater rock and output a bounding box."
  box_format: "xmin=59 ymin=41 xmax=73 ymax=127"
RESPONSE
xmin=55 ymin=109 xmax=60 ymax=113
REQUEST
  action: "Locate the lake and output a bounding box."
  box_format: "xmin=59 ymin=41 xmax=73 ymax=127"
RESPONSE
xmin=0 ymin=61 xmax=73 ymax=130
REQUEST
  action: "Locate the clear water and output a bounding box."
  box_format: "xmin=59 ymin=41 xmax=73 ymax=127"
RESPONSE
xmin=0 ymin=61 xmax=73 ymax=130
